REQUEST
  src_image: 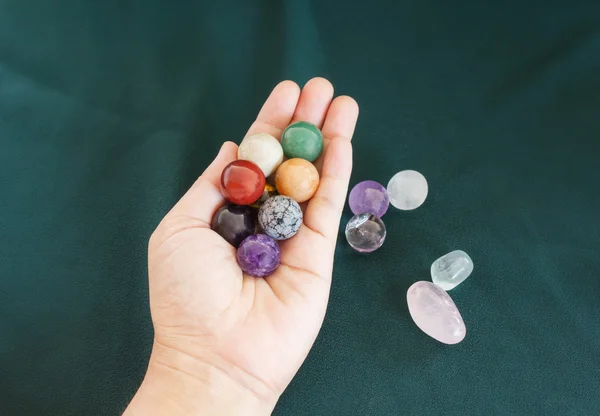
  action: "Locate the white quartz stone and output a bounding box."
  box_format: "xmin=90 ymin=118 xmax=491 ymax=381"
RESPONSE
xmin=238 ymin=133 xmax=284 ymax=177
xmin=387 ymin=170 xmax=428 ymax=210
xmin=407 ymin=281 xmax=466 ymax=344
xmin=431 ymin=250 xmax=474 ymax=290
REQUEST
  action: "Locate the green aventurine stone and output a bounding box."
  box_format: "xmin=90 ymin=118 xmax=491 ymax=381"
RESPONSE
xmin=281 ymin=121 xmax=324 ymax=162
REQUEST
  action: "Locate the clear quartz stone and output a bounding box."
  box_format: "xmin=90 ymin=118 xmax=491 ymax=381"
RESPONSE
xmin=345 ymin=213 xmax=386 ymax=253
xmin=431 ymin=250 xmax=474 ymax=290
xmin=387 ymin=170 xmax=428 ymax=210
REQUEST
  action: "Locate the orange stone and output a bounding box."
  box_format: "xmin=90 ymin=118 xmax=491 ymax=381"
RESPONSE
xmin=275 ymin=158 xmax=320 ymax=203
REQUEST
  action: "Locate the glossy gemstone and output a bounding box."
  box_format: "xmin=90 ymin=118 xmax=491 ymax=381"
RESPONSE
xmin=345 ymin=213 xmax=386 ymax=253
xmin=250 ymin=184 xmax=278 ymax=209
xmin=348 ymin=180 xmax=389 ymax=217
xmin=431 ymin=250 xmax=474 ymax=290
xmin=407 ymin=281 xmax=466 ymax=345
xmin=238 ymin=133 xmax=284 ymax=177
xmin=220 ymin=160 xmax=266 ymax=205
xmin=275 ymin=158 xmax=320 ymax=203
xmin=237 ymin=234 xmax=281 ymax=277
xmin=258 ymin=196 xmax=303 ymax=240
xmin=211 ymin=204 xmax=257 ymax=247
xmin=387 ymin=170 xmax=428 ymax=210
xmin=281 ymin=121 xmax=324 ymax=162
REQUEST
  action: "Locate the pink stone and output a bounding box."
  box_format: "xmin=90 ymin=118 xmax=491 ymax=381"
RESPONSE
xmin=406 ymin=281 xmax=466 ymax=344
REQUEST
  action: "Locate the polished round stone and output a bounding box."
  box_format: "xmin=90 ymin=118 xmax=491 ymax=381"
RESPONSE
xmin=220 ymin=160 xmax=266 ymax=205
xmin=281 ymin=121 xmax=324 ymax=162
xmin=407 ymin=281 xmax=466 ymax=344
xmin=258 ymin=195 xmax=303 ymax=240
xmin=387 ymin=170 xmax=428 ymax=210
xmin=348 ymin=180 xmax=389 ymax=217
xmin=211 ymin=204 xmax=256 ymax=247
xmin=345 ymin=213 xmax=386 ymax=253
xmin=275 ymin=158 xmax=320 ymax=203
xmin=238 ymin=133 xmax=284 ymax=177
xmin=237 ymin=234 xmax=281 ymax=277
xmin=250 ymin=184 xmax=278 ymax=209
xmin=431 ymin=250 xmax=474 ymax=291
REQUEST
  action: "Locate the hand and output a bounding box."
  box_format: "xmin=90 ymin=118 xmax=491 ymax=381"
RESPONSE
xmin=125 ymin=78 xmax=358 ymax=415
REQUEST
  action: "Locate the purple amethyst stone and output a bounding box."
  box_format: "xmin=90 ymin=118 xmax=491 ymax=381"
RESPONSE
xmin=348 ymin=180 xmax=389 ymax=217
xmin=236 ymin=234 xmax=281 ymax=277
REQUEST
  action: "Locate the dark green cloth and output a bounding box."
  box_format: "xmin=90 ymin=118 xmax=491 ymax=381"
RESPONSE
xmin=1 ymin=1 xmax=599 ymax=415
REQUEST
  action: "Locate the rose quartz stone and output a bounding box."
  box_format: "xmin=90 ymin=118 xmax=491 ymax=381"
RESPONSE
xmin=406 ymin=281 xmax=466 ymax=344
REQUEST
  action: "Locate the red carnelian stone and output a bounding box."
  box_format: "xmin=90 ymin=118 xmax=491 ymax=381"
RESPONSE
xmin=220 ymin=160 xmax=266 ymax=205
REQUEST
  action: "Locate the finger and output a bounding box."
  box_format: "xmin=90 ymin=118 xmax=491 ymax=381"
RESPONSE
xmin=166 ymin=142 xmax=238 ymax=225
xmin=291 ymin=77 xmax=334 ymax=128
xmin=305 ymin=95 xmax=359 ymax=240
xmin=314 ymin=95 xmax=359 ymax=171
xmin=246 ymin=80 xmax=301 ymax=138
xmin=303 ymin=137 xmax=353 ymax=242
xmin=321 ymin=95 xmax=359 ymax=140
xmin=278 ymin=137 xmax=353 ymax=274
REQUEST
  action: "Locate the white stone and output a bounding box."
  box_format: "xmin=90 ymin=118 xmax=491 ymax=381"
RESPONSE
xmin=407 ymin=281 xmax=466 ymax=344
xmin=431 ymin=250 xmax=474 ymax=290
xmin=387 ymin=170 xmax=428 ymax=210
xmin=238 ymin=133 xmax=284 ymax=177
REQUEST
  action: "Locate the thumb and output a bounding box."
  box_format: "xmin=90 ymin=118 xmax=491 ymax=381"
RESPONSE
xmin=165 ymin=141 xmax=238 ymax=227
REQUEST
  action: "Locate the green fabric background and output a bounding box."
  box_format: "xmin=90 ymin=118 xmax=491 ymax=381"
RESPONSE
xmin=1 ymin=1 xmax=599 ymax=415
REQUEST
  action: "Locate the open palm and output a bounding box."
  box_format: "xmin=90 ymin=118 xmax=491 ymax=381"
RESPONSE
xmin=146 ymin=78 xmax=358 ymax=409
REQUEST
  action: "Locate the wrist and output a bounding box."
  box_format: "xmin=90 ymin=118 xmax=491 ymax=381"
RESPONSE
xmin=125 ymin=342 xmax=276 ymax=416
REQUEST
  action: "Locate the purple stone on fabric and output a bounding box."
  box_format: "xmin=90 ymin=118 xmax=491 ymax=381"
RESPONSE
xmin=348 ymin=180 xmax=389 ymax=217
xmin=236 ymin=234 xmax=281 ymax=277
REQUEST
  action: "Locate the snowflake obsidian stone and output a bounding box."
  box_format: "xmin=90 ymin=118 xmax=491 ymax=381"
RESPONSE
xmin=258 ymin=195 xmax=303 ymax=240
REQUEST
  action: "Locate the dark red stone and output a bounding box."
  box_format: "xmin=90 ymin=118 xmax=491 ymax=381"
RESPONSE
xmin=220 ymin=160 xmax=266 ymax=205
